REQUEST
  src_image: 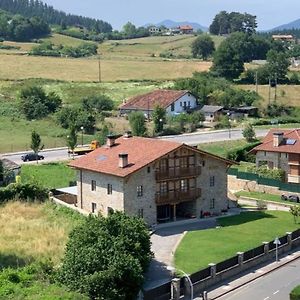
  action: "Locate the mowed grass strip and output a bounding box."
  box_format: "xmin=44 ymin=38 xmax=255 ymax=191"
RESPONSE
xmin=236 ymin=191 xmax=300 ymax=206
xmin=21 ymin=162 xmax=76 ymax=189
xmin=175 ymin=211 xmax=300 ymax=274
xmin=0 ymin=202 xmax=83 ymax=268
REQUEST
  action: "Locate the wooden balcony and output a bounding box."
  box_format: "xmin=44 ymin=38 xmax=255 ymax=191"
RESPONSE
xmin=156 ymin=188 xmax=201 ymax=205
xmin=155 ymin=166 xmax=201 ymax=181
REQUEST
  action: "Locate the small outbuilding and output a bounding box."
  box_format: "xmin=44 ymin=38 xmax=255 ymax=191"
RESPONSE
xmin=200 ymin=105 xmax=224 ymax=122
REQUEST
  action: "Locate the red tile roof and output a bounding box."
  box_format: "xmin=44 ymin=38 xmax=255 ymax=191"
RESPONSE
xmin=179 ymin=25 xmax=193 ymax=30
xmin=69 ymin=136 xmax=234 ymax=178
xmin=120 ymin=90 xmax=190 ymax=111
xmin=251 ymin=129 xmax=300 ymax=154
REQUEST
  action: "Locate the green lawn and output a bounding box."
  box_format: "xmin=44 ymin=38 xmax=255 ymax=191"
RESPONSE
xmin=21 ymin=162 xmax=76 ymax=189
xmin=290 ymin=285 xmax=300 ymax=299
xmin=175 ymin=211 xmax=300 ymax=274
xmin=198 ymin=139 xmax=249 ymax=158
xmin=236 ymin=191 xmax=300 ymax=206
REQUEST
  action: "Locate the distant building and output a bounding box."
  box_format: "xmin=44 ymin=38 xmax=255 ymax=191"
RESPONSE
xmin=178 ymin=25 xmax=194 ymax=34
xmin=200 ymin=105 xmax=224 ymax=122
xmin=272 ymin=35 xmax=295 ymax=43
xmin=119 ymin=90 xmax=198 ymax=118
xmin=149 ymin=26 xmax=162 ymax=34
xmin=69 ymin=134 xmax=234 ymax=225
xmin=250 ymin=129 xmax=300 ymax=183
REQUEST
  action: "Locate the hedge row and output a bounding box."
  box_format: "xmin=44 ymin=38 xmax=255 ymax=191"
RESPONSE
xmin=0 ymin=183 xmax=48 ymax=203
xmin=246 ymin=165 xmax=285 ymax=181
xmin=290 ymin=285 xmax=300 ymax=300
xmin=252 ymin=117 xmax=300 ymax=126
xmin=226 ymin=141 xmax=261 ymax=162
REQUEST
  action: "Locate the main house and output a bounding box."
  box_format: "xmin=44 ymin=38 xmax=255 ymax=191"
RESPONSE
xmin=251 ymin=129 xmax=300 ymax=184
xmin=119 ymin=89 xmax=198 ymax=118
xmin=69 ymin=133 xmax=234 ymax=226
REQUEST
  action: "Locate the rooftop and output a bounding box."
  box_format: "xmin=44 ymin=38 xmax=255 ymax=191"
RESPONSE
xmin=200 ymin=105 xmax=224 ymax=113
xmin=251 ymin=129 xmax=300 ymax=154
xmin=69 ymin=136 xmax=234 ymax=177
xmin=120 ymin=89 xmax=191 ymax=111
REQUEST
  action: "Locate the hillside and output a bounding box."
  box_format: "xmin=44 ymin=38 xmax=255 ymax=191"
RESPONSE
xmin=270 ymin=18 xmax=300 ymax=31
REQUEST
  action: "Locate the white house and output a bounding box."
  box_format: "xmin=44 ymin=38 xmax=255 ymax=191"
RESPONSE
xmin=119 ymin=90 xmax=198 ymax=118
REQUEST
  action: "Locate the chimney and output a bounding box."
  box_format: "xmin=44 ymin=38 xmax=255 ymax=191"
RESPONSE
xmin=273 ymin=132 xmax=284 ymax=147
xmin=106 ymin=135 xmax=116 ymax=148
xmin=123 ymin=131 xmax=132 ymax=138
xmin=119 ymin=153 xmax=128 ymax=168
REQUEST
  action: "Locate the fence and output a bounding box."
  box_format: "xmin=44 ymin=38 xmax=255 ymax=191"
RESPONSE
xmin=143 ymin=228 xmax=300 ymax=299
xmin=228 ymin=168 xmax=300 ymax=193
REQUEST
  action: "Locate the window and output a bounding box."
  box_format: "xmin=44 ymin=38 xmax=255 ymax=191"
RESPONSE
xmin=107 ymin=184 xmax=112 ymax=195
xmin=91 ymin=180 xmax=96 ymax=191
xmin=92 ymin=202 xmax=97 ymax=213
xmin=160 ymin=182 xmax=168 ymax=194
xmin=209 ymin=176 xmax=215 ymax=187
xmin=202 ymin=160 xmax=205 ymax=167
xmin=188 ymin=101 xmax=190 ymax=107
xmin=171 ymin=103 xmax=175 ymax=112
xmin=147 ymin=166 xmax=151 ymax=173
xmin=264 ymin=151 xmax=267 ymax=156
xmin=210 ymin=199 xmax=215 ymax=209
xmin=137 ymin=185 xmax=143 ymax=197
xmin=138 ymin=209 xmax=144 ymax=218
xmin=180 ymin=179 xmax=188 ymax=191
xmin=180 ymin=102 xmax=182 ymax=107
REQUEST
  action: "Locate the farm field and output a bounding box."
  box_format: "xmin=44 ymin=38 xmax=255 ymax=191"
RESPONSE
xmin=175 ymin=211 xmax=300 ymax=274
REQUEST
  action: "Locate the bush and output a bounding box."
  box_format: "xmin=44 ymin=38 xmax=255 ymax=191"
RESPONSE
xmin=58 ymin=212 xmax=152 ymax=300
xmin=290 ymin=285 xmax=300 ymax=300
xmin=246 ymin=165 xmax=285 ymax=181
xmin=226 ymin=141 xmax=261 ymax=162
xmin=0 ymin=183 xmax=48 ymax=203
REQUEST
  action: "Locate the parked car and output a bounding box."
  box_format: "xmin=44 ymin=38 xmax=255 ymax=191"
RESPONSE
xmin=281 ymin=194 xmax=300 ymax=203
xmin=21 ymin=153 xmax=44 ymax=162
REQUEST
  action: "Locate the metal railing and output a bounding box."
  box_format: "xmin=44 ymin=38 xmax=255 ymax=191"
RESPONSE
xmin=155 ymin=166 xmax=201 ymax=181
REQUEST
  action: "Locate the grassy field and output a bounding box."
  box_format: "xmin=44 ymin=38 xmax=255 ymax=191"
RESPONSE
xmin=198 ymin=139 xmax=250 ymax=157
xmin=0 ymin=201 xmax=83 ymax=268
xmin=175 ymin=211 xmax=300 ymax=274
xmin=236 ymin=191 xmax=300 ymax=206
xmin=21 ymin=162 xmax=76 ymax=189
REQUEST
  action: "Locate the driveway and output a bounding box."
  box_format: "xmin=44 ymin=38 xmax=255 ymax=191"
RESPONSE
xmin=143 ymin=218 xmax=218 ymax=290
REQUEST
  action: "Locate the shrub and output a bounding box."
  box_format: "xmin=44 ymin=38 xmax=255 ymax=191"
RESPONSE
xmin=129 ymin=111 xmax=147 ymax=136
xmin=226 ymin=141 xmax=261 ymax=162
xmin=290 ymin=285 xmax=300 ymax=300
xmin=246 ymin=165 xmax=285 ymax=181
xmin=58 ymin=212 xmax=152 ymax=300
xmin=0 ymin=183 xmax=48 ymax=203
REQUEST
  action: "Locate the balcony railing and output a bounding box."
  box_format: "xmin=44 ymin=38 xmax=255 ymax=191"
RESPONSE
xmin=155 ymin=188 xmax=201 ymax=205
xmin=155 ymin=166 xmax=201 ymax=181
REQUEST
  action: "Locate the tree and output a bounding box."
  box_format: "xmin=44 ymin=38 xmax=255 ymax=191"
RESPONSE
xmin=122 ymin=22 xmax=137 ymax=37
xmin=19 ymin=85 xmax=62 ymax=120
xmin=30 ymin=131 xmax=44 ymax=163
xmin=191 ymin=34 xmax=215 ymax=60
xmin=82 ymin=95 xmax=114 ymax=114
xmin=67 ymin=127 xmax=77 ymax=158
xmin=128 ymin=112 xmax=147 ymax=136
xmin=290 ymin=206 xmax=300 ymax=224
xmin=152 ymin=105 xmax=166 ymax=134
xmin=265 ymin=49 xmax=290 ymax=82
xmin=243 ymin=123 xmax=256 ymax=142
xmin=58 ymin=212 xmax=152 ymax=300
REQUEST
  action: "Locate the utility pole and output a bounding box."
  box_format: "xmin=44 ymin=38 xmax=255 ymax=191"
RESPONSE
xmin=98 ymin=55 xmax=101 ymax=83
xmin=255 ymin=71 xmax=258 ymax=93
xmin=274 ymin=73 xmax=277 ymax=102
xmin=268 ymin=78 xmax=271 ymax=105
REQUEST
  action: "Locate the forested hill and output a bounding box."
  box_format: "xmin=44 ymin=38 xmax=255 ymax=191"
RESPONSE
xmin=0 ymin=0 xmax=112 ymax=33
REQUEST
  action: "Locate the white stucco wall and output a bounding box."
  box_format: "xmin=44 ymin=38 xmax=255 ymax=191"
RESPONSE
xmin=165 ymin=93 xmax=198 ymax=115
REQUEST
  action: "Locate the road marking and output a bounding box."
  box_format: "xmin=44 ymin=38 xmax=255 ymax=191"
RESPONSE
xmin=273 ymin=290 xmax=279 ymax=295
xmin=263 ymin=297 xmax=270 ymax=300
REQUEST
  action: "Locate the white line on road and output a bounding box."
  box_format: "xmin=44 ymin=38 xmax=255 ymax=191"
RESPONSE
xmin=273 ymin=290 xmax=279 ymax=295
xmin=263 ymin=297 xmax=270 ymax=300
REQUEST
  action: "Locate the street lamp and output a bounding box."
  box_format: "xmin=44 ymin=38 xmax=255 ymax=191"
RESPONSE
xmin=227 ymin=112 xmax=231 ymax=139
xmin=80 ymin=126 xmax=84 ymax=146
xmin=167 ymin=266 xmax=193 ymax=300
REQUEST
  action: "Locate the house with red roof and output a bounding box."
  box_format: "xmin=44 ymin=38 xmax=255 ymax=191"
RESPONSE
xmin=178 ymin=25 xmax=194 ymax=34
xmin=119 ymin=89 xmax=198 ymax=118
xmin=251 ymin=129 xmax=300 ymax=183
xmin=69 ymin=133 xmax=234 ymax=225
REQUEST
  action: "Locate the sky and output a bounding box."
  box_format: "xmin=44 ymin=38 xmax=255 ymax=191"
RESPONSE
xmin=43 ymin=0 xmax=300 ymax=31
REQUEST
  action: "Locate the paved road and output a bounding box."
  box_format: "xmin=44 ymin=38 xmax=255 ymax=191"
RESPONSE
xmin=160 ymin=129 xmax=269 ymax=145
xmin=2 ymin=129 xmax=269 ymax=165
xmin=217 ymin=258 xmax=300 ymax=300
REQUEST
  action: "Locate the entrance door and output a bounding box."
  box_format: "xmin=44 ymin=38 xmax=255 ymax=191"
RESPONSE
xmin=157 ymin=205 xmax=171 ymax=223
